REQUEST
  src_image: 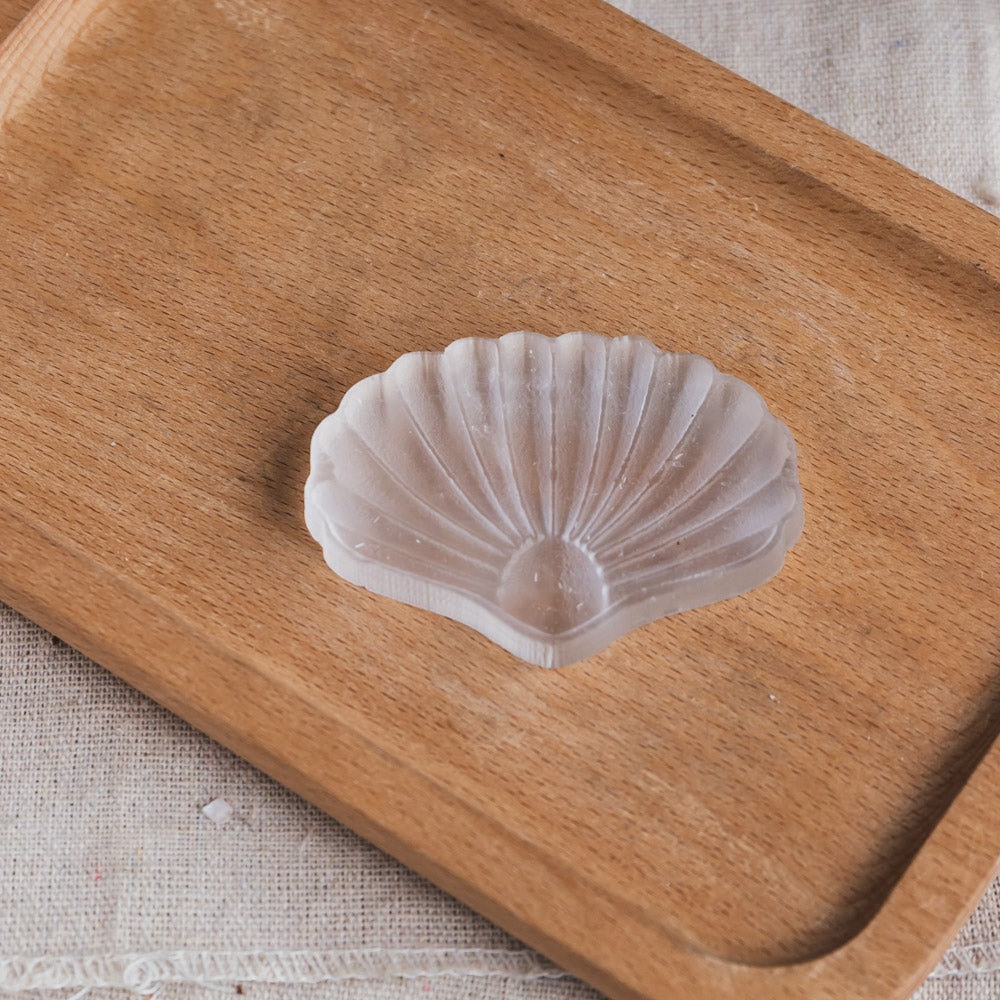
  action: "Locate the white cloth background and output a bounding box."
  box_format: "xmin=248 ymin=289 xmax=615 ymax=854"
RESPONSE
xmin=2 ymin=1 xmax=1000 ymax=998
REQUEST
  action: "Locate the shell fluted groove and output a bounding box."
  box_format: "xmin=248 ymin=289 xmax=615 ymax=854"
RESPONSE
xmin=305 ymin=332 xmax=804 ymax=667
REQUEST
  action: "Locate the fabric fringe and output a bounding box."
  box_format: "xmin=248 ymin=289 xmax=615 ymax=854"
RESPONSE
xmin=929 ymin=940 xmax=1000 ymax=978
xmin=6 ymin=939 xmax=1000 ymax=992
xmin=0 ymin=948 xmax=567 ymax=993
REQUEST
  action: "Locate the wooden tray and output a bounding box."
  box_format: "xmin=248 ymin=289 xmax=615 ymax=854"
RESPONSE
xmin=0 ymin=0 xmax=34 ymax=39
xmin=2 ymin=0 xmax=1000 ymax=996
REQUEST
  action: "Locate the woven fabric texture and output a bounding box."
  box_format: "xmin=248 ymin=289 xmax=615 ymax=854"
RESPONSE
xmin=3 ymin=1 xmax=1000 ymax=998
xmin=627 ymin=0 xmax=1000 ymax=214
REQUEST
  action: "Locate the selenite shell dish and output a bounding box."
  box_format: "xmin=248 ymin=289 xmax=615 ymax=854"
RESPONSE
xmin=305 ymin=332 xmax=803 ymax=668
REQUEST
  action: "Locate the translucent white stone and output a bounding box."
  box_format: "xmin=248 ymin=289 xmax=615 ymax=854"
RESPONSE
xmin=305 ymin=332 xmax=803 ymax=668
xmin=201 ymin=798 xmax=233 ymax=825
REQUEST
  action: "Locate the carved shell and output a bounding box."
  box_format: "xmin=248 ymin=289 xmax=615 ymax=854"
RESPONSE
xmin=305 ymin=332 xmax=803 ymax=667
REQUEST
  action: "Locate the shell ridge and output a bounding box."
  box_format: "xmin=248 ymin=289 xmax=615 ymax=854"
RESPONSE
xmin=623 ymin=419 xmax=791 ymax=555
xmin=571 ymin=346 xmax=658 ymax=545
xmin=591 ymin=405 xmax=771 ymax=557
xmin=670 ymin=522 xmax=786 ymax=582
xmin=494 ymin=338 xmax=540 ymax=539
xmin=456 ymin=338 xmax=535 ymax=539
xmin=580 ymin=361 xmax=716 ymax=550
xmin=600 ymin=467 xmax=796 ymax=576
xmin=443 ymin=351 xmax=525 ymax=545
xmin=339 ymin=423 xmax=509 ymax=560
xmin=564 ymin=338 xmax=610 ymax=539
xmin=317 ymin=477 xmax=504 ymax=581
xmin=550 ymin=335 xmax=605 ymax=538
xmin=608 ymin=470 xmax=796 ymax=575
xmin=514 ymin=334 xmax=556 ymax=537
xmin=610 ymin=522 xmax=783 ymax=598
xmin=343 ymin=530 xmax=494 ymax=595
xmin=550 ymin=338 xmax=590 ymax=537
xmin=571 ymin=343 xmax=639 ymax=539
xmin=547 ymin=339 xmax=558 ymax=537
xmin=391 ymin=367 xmax=520 ymax=550
xmin=321 ymin=515 xmax=497 ymax=598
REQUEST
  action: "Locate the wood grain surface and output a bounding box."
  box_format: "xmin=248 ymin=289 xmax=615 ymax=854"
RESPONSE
xmin=0 ymin=0 xmax=35 ymax=38
xmin=1 ymin=0 xmax=999 ymax=997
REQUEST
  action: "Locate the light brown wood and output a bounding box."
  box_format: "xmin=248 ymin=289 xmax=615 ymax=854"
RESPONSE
xmin=0 ymin=0 xmax=106 ymax=117
xmin=0 ymin=0 xmax=36 ymax=39
xmin=1 ymin=0 xmax=999 ymax=996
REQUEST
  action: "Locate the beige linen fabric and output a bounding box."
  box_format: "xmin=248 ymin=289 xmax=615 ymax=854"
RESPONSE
xmin=628 ymin=0 xmax=1000 ymax=214
xmin=2 ymin=1 xmax=1000 ymax=997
